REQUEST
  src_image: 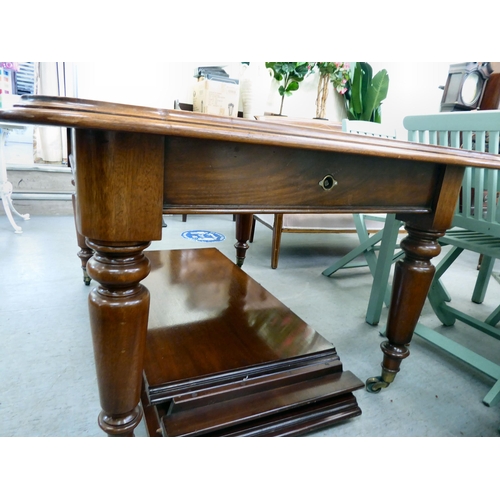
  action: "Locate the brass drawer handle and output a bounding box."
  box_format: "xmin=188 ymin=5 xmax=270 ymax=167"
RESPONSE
xmin=319 ymin=174 xmax=338 ymax=191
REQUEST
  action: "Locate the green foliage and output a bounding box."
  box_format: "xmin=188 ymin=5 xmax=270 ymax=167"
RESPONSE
xmin=265 ymin=62 xmax=312 ymax=115
xmin=316 ymin=62 xmax=339 ymax=77
xmin=344 ymin=62 xmax=389 ymax=123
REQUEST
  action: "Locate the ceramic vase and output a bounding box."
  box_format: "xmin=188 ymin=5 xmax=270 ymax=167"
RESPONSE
xmin=240 ymin=63 xmax=273 ymax=119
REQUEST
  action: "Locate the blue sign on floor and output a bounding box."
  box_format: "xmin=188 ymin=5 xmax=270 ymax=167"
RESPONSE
xmin=181 ymin=230 xmax=226 ymax=243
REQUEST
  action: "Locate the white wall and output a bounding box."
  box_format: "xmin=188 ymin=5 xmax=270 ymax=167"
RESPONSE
xmin=74 ymin=61 xmax=455 ymax=140
xmin=75 ymin=62 xmax=242 ymax=109
xmin=370 ymin=62 xmax=454 ymax=139
xmin=268 ymin=62 xmax=455 ymax=139
xmin=75 ymin=62 xmax=193 ymax=109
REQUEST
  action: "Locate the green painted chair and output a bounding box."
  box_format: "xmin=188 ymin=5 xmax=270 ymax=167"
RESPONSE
xmin=322 ymin=119 xmax=404 ymax=326
xmin=401 ymin=110 xmax=500 ymax=407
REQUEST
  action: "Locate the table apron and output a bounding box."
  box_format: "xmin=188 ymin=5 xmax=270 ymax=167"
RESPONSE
xmin=163 ymin=136 xmax=446 ymax=214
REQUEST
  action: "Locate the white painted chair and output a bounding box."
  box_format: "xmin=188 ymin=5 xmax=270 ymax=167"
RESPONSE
xmin=0 ymin=122 xmax=30 ymax=233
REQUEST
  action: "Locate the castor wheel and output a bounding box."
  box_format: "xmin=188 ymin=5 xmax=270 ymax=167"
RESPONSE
xmin=365 ymin=376 xmax=390 ymax=394
xmin=83 ymin=270 xmax=91 ymax=286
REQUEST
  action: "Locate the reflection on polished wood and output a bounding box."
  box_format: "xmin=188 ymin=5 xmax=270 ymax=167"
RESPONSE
xmin=2 ymin=96 xmax=500 ymax=436
xmin=141 ymin=248 xmax=363 ymax=436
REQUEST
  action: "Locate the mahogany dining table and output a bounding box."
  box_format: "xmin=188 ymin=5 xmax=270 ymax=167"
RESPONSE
xmin=2 ymin=96 xmax=500 ymax=437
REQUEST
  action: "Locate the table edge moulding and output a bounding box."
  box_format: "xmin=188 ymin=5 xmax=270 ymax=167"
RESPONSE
xmin=2 ymin=95 xmax=500 ymax=437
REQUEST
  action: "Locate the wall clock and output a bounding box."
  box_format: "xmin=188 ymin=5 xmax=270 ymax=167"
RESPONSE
xmin=440 ymin=62 xmax=493 ymax=112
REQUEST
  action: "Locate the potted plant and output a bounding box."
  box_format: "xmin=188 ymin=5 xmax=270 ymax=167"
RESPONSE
xmin=265 ymin=62 xmax=313 ymax=116
xmin=343 ymin=62 xmax=389 ymax=123
xmin=314 ymin=62 xmax=350 ymax=119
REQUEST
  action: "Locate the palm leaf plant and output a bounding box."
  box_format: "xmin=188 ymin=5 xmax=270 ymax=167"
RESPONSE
xmin=344 ymin=62 xmax=389 ymax=123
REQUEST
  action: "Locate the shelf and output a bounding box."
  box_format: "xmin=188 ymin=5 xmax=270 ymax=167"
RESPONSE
xmin=141 ymin=248 xmax=363 ymax=437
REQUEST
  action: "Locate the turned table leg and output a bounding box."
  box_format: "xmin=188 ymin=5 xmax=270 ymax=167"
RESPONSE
xmin=235 ymin=214 xmax=254 ymax=267
xmin=86 ymin=240 xmax=152 ymax=436
xmin=366 ymin=224 xmax=445 ymax=393
xmin=72 ymin=194 xmax=93 ymax=285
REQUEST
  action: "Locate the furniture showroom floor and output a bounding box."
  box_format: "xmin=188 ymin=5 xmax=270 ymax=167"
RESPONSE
xmin=1 ymin=212 xmax=499 ymax=437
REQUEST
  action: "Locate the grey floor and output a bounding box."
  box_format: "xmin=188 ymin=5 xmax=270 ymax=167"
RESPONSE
xmin=1 ymin=210 xmax=499 ymax=437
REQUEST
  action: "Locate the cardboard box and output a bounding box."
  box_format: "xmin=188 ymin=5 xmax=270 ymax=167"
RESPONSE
xmin=193 ymin=76 xmax=239 ymax=117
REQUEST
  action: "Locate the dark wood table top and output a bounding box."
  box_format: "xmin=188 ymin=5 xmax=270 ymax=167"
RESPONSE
xmin=1 ymin=95 xmax=500 ymax=170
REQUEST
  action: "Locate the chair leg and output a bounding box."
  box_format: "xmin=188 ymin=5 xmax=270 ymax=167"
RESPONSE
xmin=271 ymin=214 xmax=283 ymax=269
xmin=365 ymin=214 xmax=402 ymax=325
xmin=249 ymin=216 xmax=256 ymax=243
xmin=486 ymin=304 xmax=500 ymax=327
xmin=352 ymin=214 xmax=379 ymax=275
xmin=72 ymin=193 xmax=93 ymax=285
xmin=322 ymin=227 xmax=384 ymax=276
xmin=472 ymin=256 xmax=495 ymax=304
xmin=413 ymin=322 xmax=500 ymax=407
xmin=182 ymin=214 xmax=187 ymax=222
xmin=482 ymin=379 xmax=500 ymax=407
xmin=428 ymin=280 xmax=458 ymax=326
xmin=427 ymin=246 xmax=464 ymax=326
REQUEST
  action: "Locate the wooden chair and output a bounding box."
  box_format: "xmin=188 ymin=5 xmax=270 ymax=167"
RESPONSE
xmin=398 ymin=110 xmax=500 ymax=407
xmin=250 ymin=212 xmax=387 ymax=269
xmin=251 ymin=119 xmax=398 ymax=269
xmin=171 ymin=102 xmax=193 ymax=222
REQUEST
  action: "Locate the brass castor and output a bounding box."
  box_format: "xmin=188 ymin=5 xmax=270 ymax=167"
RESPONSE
xmin=365 ymin=376 xmax=390 ymax=394
xmin=83 ymin=270 xmax=91 ymax=286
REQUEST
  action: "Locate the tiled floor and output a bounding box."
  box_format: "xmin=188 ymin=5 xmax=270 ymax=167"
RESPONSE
xmin=1 ymin=212 xmax=499 ymax=437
